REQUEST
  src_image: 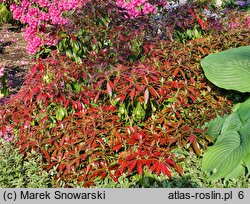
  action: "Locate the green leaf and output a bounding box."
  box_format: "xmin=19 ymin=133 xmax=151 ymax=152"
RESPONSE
xmin=201 ymin=46 xmax=250 ymax=92
xmin=221 ymin=112 xmax=242 ymax=135
xmin=242 ymin=153 xmax=250 ymax=173
xmin=204 ymin=115 xmax=228 ymax=139
xmin=202 ymin=126 xmax=250 ymax=180
xmin=237 ymin=97 xmax=250 ymax=123
xmin=56 ymin=107 xmax=67 ymax=121
xmin=224 ymin=162 xmax=245 ymax=180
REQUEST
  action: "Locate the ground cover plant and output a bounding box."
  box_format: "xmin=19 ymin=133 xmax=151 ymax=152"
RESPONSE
xmin=0 ymin=0 xmax=250 ymax=187
xmin=0 ymin=138 xmax=55 ymax=187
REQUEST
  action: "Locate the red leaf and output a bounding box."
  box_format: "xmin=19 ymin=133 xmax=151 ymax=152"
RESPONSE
xmin=128 ymin=160 xmax=137 ymax=174
xmin=93 ymin=37 xmax=98 ymax=46
xmin=37 ymin=63 xmax=45 ymax=71
xmin=107 ymin=80 xmax=113 ymax=97
xmin=148 ymin=86 xmax=159 ymax=98
xmin=188 ymin=8 xmax=196 ymax=18
xmin=144 ymin=159 xmax=151 ymax=168
xmin=189 ymin=133 xmax=196 ymax=144
xmin=120 ymin=94 xmax=126 ymax=102
xmin=119 ymin=34 xmax=125 ymax=41
xmin=77 ymin=101 xmax=83 ymax=111
xmin=113 ymin=143 xmax=122 ymax=152
xmin=58 ymin=164 xmax=65 ymax=173
xmin=137 ymin=160 xmax=143 ymax=176
xmin=172 ymin=81 xmax=179 ymax=89
xmin=109 ymin=172 xmax=118 ymax=182
xmin=192 ymin=140 xmax=201 ymax=156
xmin=91 ymin=140 xmax=98 ymax=149
xmin=94 ymin=92 xmax=100 ymax=103
xmin=71 ymin=34 xmax=77 ymax=41
xmin=150 ymin=162 xmax=158 ymax=173
xmin=197 ymin=18 xmax=206 ymax=30
xmin=166 ymin=158 xmax=175 ymax=166
xmin=143 ymin=45 xmax=149 ymax=54
xmin=129 ymin=88 xmax=136 ymax=100
xmin=85 ymin=164 xmax=92 ymax=176
xmin=173 ymin=68 xmax=179 ymax=78
xmin=31 ymin=65 xmax=37 ymax=74
xmin=100 ymin=172 xmax=107 ymax=179
xmin=46 ymin=162 xmax=57 ymax=171
xmin=156 ymin=162 xmax=161 ymax=175
xmin=164 ymin=60 xmax=170 ymax=67
xmin=160 ymin=162 xmax=171 ymax=177
xmin=175 ymin=164 xmax=183 ymax=175
xmin=40 ymin=116 xmax=48 ymax=125
xmin=82 ymin=98 xmax=89 ymax=106
xmin=119 ymin=161 xmax=126 ymax=174
xmin=54 ymin=141 xmax=59 ymax=149
xmin=1 ymin=126 xmax=6 ymax=135
xmin=59 ymin=136 xmax=65 ymax=147
xmin=66 ymin=163 xmax=71 ymax=173
xmin=36 ymin=92 xmax=43 ymax=103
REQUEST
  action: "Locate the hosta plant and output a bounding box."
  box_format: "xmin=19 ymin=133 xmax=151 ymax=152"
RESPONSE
xmin=201 ymin=46 xmax=250 ymax=180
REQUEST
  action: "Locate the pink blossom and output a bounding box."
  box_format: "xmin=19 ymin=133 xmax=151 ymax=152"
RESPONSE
xmin=0 ymin=66 xmax=4 ymax=77
xmin=0 ymin=126 xmax=14 ymax=142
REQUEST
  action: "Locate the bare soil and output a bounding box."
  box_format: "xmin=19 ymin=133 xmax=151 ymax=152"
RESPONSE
xmin=0 ymin=24 xmax=31 ymax=103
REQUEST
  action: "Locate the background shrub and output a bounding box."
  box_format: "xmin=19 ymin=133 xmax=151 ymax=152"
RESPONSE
xmin=0 ymin=3 xmax=12 ymax=24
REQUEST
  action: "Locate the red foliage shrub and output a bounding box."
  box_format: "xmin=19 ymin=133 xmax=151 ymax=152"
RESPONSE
xmin=0 ymin=39 xmax=233 ymax=186
xmin=0 ymin=4 xmax=249 ymax=187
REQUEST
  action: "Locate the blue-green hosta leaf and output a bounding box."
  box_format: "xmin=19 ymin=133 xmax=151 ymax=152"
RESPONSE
xmin=232 ymin=102 xmax=242 ymax=112
xmin=224 ymin=161 xmax=245 ymax=181
xmin=201 ymin=46 xmax=250 ymax=92
xmin=203 ymin=115 xmax=228 ymax=140
xmin=202 ymin=126 xmax=250 ymax=180
xmin=237 ymin=97 xmax=250 ymax=123
xmin=220 ymin=112 xmax=242 ymax=135
xmin=242 ymin=153 xmax=250 ymax=174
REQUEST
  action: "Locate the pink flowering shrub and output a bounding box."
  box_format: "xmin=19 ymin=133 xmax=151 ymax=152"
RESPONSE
xmin=9 ymin=0 xmax=167 ymax=54
xmin=116 ymin=0 xmax=166 ymax=18
xmin=10 ymin=0 xmax=89 ymax=54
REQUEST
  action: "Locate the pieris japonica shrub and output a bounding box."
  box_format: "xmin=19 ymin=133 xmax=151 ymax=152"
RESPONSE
xmin=2 ymin=21 xmax=249 ymax=186
xmin=8 ymin=0 xmax=168 ymax=54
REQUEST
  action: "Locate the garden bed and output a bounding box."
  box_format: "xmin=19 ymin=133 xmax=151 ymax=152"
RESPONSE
xmin=0 ymin=0 xmax=250 ymax=188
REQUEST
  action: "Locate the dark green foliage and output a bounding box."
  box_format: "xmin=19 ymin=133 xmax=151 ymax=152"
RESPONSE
xmin=55 ymin=0 xmax=146 ymax=65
